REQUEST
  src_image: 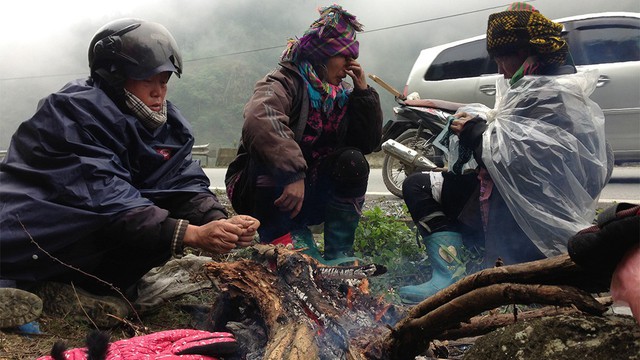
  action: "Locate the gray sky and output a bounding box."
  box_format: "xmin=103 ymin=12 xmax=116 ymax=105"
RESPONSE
xmin=1 ymin=0 xmax=638 ymax=148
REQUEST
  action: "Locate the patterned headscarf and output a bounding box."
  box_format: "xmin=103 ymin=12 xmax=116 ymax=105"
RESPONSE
xmin=281 ymin=4 xmax=364 ymax=114
xmin=486 ymin=2 xmax=568 ymax=67
xmin=281 ymin=4 xmax=363 ymax=63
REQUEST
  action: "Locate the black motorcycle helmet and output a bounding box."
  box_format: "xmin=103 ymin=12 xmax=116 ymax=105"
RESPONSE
xmin=88 ymin=18 xmax=182 ymax=87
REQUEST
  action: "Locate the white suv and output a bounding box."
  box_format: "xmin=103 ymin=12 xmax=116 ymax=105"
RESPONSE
xmin=403 ymin=12 xmax=640 ymax=163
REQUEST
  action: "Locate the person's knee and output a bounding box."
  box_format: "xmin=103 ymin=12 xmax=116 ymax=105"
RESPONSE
xmin=402 ymin=172 xmax=431 ymax=198
xmin=331 ymin=149 xmax=369 ymax=198
xmin=332 ymin=149 xmax=369 ymax=179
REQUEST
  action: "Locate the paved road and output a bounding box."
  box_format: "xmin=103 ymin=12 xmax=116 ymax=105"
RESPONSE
xmin=204 ymin=165 xmax=640 ymax=204
xmin=600 ymin=165 xmax=640 ymax=203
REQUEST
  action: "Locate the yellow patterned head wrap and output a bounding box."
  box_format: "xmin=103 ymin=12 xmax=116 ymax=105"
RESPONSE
xmin=487 ymin=2 xmax=568 ymax=66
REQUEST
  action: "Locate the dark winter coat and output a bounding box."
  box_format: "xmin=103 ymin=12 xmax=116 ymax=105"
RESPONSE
xmin=225 ymin=62 xmax=382 ymax=214
xmin=0 ymin=78 xmax=226 ymax=282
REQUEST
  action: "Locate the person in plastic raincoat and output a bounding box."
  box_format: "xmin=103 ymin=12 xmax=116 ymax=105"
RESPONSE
xmin=399 ymin=2 xmax=611 ymax=304
xmin=0 ymin=18 xmax=259 ymax=327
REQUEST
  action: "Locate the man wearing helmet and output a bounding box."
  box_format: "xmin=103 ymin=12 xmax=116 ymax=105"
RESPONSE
xmin=0 ymin=19 xmax=259 ymax=328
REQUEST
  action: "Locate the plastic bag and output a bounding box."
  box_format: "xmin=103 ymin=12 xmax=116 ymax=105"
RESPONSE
xmin=482 ymin=69 xmax=608 ymax=256
xmin=434 ymin=103 xmax=490 ymax=174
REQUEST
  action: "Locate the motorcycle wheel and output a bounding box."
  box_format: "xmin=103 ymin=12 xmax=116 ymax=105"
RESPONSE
xmin=381 ymin=129 xmax=445 ymax=198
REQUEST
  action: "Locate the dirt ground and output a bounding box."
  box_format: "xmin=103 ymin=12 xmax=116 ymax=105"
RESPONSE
xmin=2 ymin=195 xmax=639 ymax=359
xmin=2 ymin=289 xmax=639 ymax=359
xmin=0 ymin=287 xmax=223 ymax=359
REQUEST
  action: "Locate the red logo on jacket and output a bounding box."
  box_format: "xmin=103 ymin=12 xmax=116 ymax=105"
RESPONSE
xmin=156 ymin=148 xmax=172 ymax=160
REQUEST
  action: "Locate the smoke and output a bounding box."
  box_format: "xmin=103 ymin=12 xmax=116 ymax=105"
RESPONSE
xmin=1 ymin=0 xmax=638 ymax=149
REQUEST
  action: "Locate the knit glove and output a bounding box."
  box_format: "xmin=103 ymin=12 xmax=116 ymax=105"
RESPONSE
xmin=38 ymin=329 xmax=238 ymax=360
xmin=567 ymin=203 xmax=640 ymax=274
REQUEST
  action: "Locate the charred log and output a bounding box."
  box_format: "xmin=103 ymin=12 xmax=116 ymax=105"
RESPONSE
xmin=364 ymin=254 xmax=609 ymax=360
xmin=378 ymin=284 xmax=605 ymax=360
xmin=408 ymin=254 xmax=601 ymax=320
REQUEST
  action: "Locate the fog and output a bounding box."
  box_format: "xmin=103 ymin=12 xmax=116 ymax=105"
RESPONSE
xmin=1 ymin=0 xmax=638 ymax=149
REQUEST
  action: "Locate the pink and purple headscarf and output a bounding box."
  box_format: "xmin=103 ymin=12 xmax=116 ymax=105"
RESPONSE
xmin=281 ymin=4 xmax=363 ymax=63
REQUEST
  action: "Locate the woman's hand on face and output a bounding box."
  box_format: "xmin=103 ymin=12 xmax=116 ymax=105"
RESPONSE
xmin=345 ymin=58 xmax=367 ymax=90
xmin=449 ymin=112 xmax=475 ymax=136
xmin=274 ymin=179 xmax=305 ymax=219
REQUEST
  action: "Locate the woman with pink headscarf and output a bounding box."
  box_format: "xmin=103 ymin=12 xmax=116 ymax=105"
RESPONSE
xmin=225 ymin=5 xmax=383 ymax=264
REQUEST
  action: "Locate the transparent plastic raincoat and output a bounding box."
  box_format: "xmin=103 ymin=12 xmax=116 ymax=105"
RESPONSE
xmin=482 ymin=69 xmax=609 ymax=257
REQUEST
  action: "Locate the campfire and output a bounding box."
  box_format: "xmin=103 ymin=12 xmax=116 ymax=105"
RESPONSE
xmin=202 ymin=245 xmax=611 ymax=360
xmin=204 ymin=244 xmax=400 ymax=359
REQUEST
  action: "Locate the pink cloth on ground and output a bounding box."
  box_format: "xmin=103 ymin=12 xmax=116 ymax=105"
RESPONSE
xmin=37 ymin=329 xmax=236 ymax=360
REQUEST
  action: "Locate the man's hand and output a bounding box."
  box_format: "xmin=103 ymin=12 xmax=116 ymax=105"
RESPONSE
xmin=183 ymin=215 xmax=260 ymax=253
xmin=225 ymin=215 xmax=260 ymax=247
xmin=274 ymin=179 xmax=305 ymax=219
xmin=345 ymin=58 xmax=367 ymax=90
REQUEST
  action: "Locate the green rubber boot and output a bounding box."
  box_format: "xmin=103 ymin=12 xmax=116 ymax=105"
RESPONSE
xmin=322 ymin=201 xmax=362 ymax=266
xmin=399 ymin=231 xmax=465 ymax=304
xmin=291 ymin=227 xmax=324 ymax=261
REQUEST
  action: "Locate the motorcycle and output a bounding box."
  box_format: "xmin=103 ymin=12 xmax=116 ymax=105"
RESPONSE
xmin=370 ymin=74 xmax=462 ymax=197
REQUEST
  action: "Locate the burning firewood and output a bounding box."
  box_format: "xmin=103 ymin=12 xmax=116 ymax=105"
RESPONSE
xmin=202 ymin=245 xmax=610 ymax=360
xmin=203 ymin=244 xmax=399 ymax=360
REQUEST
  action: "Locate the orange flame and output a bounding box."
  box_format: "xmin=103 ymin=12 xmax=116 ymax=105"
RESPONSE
xmin=375 ymin=303 xmax=392 ymax=322
xmin=358 ymin=278 xmax=370 ymax=295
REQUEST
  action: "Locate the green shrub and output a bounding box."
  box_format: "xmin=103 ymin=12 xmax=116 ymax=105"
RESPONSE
xmin=351 ymin=204 xmax=486 ymax=303
xmin=354 ymin=205 xmax=421 ymax=262
xmin=352 ymin=205 xmax=430 ymax=302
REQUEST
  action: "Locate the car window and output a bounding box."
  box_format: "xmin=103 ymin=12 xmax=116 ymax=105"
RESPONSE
xmin=424 ymin=39 xmax=497 ymax=81
xmin=571 ymin=22 xmax=640 ymax=65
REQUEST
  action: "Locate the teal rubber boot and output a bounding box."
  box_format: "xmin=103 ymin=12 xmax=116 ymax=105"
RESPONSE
xmin=291 ymin=227 xmax=324 ymax=261
xmin=399 ymin=231 xmax=465 ymax=304
xmin=322 ymin=201 xmax=361 ymax=266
